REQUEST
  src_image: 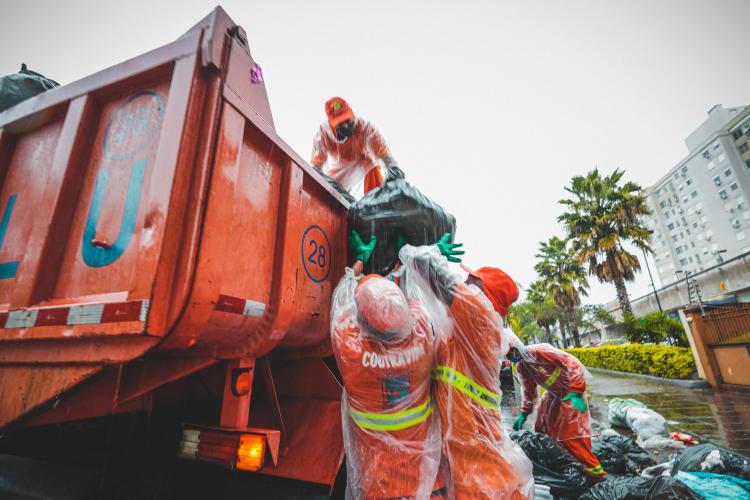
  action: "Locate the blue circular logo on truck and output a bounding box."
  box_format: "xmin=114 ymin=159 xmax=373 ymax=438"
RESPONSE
xmin=301 ymin=225 xmax=331 ymax=283
xmin=103 ymin=91 xmax=165 ymax=161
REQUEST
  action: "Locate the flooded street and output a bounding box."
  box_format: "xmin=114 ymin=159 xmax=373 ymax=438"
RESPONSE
xmin=502 ymin=370 xmax=750 ymax=457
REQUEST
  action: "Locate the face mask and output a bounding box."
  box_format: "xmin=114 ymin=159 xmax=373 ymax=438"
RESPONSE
xmin=335 ymin=120 xmax=355 ymax=141
xmin=508 ymin=354 xmax=521 ymax=364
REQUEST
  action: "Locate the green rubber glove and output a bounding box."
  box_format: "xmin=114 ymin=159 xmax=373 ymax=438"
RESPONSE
xmin=436 ymin=233 xmax=465 ymax=263
xmin=512 ymin=413 xmax=528 ymax=431
xmin=349 ymin=230 xmax=377 ymax=264
xmin=561 ymin=392 xmax=588 ymax=413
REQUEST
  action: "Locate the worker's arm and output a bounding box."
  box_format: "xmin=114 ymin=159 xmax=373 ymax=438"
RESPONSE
xmin=311 ymin=129 xmax=328 ymax=169
xmin=349 ymin=230 xmax=376 ymax=276
xmin=364 ymin=122 xmax=395 ymax=167
xmin=518 ymin=362 xmax=539 ymax=414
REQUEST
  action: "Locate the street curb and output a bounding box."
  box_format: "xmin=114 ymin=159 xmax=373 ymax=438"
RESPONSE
xmin=586 ymin=367 xmax=709 ymax=388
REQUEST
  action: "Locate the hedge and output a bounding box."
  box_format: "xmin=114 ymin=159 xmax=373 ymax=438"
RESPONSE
xmin=564 ymin=344 xmax=697 ymax=380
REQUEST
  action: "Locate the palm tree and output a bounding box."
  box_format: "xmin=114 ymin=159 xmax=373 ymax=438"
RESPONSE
xmin=558 ymin=168 xmax=652 ymax=316
xmin=534 ymin=236 xmax=590 ymax=347
xmin=526 ymin=280 xmax=559 ymax=345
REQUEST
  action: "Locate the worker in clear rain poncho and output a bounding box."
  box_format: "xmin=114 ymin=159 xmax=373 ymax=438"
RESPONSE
xmin=398 ymin=242 xmax=534 ymax=499
xmin=311 ymin=97 xmax=396 ymax=194
xmin=509 ymin=336 xmax=607 ymax=478
xmin=330 ymin=232 xmax=443 ymax=499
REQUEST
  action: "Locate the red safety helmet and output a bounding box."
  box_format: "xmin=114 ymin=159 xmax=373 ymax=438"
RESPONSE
xmin=355 ymin=274 xmax=411 ymax=337
xmin=461 ymin=264 xmax=519 ymax=318
xmin=325 ymin=97 xmax=355 ymax=131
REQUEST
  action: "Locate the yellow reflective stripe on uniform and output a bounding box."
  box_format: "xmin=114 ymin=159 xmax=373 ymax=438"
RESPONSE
xmin=349 ymin=396 xmax=433 ymax=431
xmin=432 ymin=365 xmax=501 ymax=412
xmin=541 ymin=367 xmax=561 ymax=390
xmin=587 ymin=465 xmax=605 ymax=475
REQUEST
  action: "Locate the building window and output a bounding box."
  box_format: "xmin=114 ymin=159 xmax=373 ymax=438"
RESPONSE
xmin=738 ymin=231 xmax=746 ymax=241
xmin=703 ymin=150 xmax=711 ymax=159
xmin=681 ymin=165 xmax=688 ymax=173
xmin=687 ymin=178 xmax=693 ymax=185
xmin=683 ymin=196 xmax=689 ymax=203
xmin=676 ymin=246 xmax=684 ymax=254
xmin=725 ymin=168 xmax=733 ymax=177
xmin=691 ymin=241 xmax=696 ymax=248
xmin=731 ymin=218 xmax=740 ymax=228
xmin=691 ymin=190 xmax=698 ymax=198
xmin=746 ymin=159 xmax=750 ymax=169
xmin=693 ymin=222 xmax=698 ymax=229
xmin=734 ymin=129 xmax=743 ymax=140
xmin=680 ymin=258 xmax=688 ymax=266
xmin=731 ymin=181 xmax=739 ymax=191
xmin=702 ymin=247 xmax=709 ymax=255
xmin=719 ymin=153 xmax=727 ymax=163
xmin=720 ymin=189 xmax=728 ymax=199
xmin=713 ymin=175 xmax=722 ymax=186
xmin=738 ymin=197 xmax=746 ymax=209
xmin=660 ymin=200 xmax=667 ymax=208
xmin=667 ymin=223 xmax=675 ymax=230
xmin=740 ymin=143 xmax=750 ymax=154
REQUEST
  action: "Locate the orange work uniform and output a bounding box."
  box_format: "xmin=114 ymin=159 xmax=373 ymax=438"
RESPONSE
xmin=434 ymin=283 xmax=533 ymax=499
xmin=311 ymin=116 xmax=389 ymax=193
xmin=331 ymin=275 xmax=441 ymax=499
xmin=517 ymin=344 xmax=606 ymax=476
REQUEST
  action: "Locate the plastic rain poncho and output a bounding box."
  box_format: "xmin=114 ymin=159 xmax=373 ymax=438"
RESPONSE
xmin=330 ymin=268 xmax=441 ymax=499
xmin=399 ymin=245 xmax=534 ymax=500
xmin=311 ymin=116 xmax=390 ymax=193
xmin=510 ymin=339 xmax=593 ymax=443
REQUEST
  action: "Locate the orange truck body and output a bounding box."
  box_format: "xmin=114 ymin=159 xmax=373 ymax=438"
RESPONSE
xmin=0 ymin=7 xmax=347 ymax=486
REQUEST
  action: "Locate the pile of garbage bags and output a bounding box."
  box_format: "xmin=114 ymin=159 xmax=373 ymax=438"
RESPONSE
xmin=592 ymin=430 xmax=655 ymax=475
xmin=608 ymin=397 xmax=683 ymax=450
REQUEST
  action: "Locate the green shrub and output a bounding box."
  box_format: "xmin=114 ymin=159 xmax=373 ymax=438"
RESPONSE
xmin=564 ymin=344 xmax=696 ymax=379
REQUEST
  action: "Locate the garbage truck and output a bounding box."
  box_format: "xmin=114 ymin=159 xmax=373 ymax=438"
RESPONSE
xmin=0 ymin=6 xmax=349 ymax=492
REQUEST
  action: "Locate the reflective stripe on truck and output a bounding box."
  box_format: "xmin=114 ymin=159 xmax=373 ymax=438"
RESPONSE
xmin=0 ymin=300 xmax=149 ymax=329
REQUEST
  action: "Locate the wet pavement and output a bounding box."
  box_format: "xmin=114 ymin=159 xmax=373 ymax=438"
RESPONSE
xmin=502 ymin=370 xmax=750 ymax=457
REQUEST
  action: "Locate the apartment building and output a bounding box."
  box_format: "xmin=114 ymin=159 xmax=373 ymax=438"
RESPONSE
xmin=643 ymin=105 xmax=750 ymax=286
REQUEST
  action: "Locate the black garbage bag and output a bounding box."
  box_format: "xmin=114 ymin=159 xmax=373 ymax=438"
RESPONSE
xmin=670 ymin=443 xmax=750 ymax=480
xmin=510 ymin=430 xmax=590 ymax=498
xmin=580 ymin=475 xmax=702 ymax=500
xmin=316 ymin=168 xmax=356 ymax=204
xmin=348 ymin=167 xmax=456 ymax=276
xmin=592 ymin=438 xmax=628 ymax=475
xmin=596 ymin=433 xmax=655 ymax=474
xmin=601 ymin=433 xmax=655 ymax=469
xmin=0 ymin=64 xmax=59 ymax=113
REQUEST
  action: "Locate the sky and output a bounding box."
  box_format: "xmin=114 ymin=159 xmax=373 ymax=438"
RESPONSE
xmin=1 ymin=0 xmax=749 ymax=307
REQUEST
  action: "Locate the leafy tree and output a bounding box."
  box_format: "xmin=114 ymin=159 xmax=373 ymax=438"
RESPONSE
xmin=558 ymin=168 xmax=652 ymax=315
xmin=526 ymin=280 xmax=560 ymax=344
xmin=507 ymin=302 xmax=545 ymax=345
xmin=620 ymin=311 xmax=688 ymax=347
xmin=534 ymin=236 xmax=590 ymax=347
xmin=578 ymin=304 xmax=615 ymax=342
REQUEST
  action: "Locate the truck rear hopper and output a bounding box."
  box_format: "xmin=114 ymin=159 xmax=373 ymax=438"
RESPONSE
xmin=0 ymin=7 xmax=348 ymax=487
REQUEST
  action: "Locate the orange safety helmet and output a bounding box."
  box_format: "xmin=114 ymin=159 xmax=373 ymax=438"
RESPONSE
xmin=461 ymin=264 xmax=519 ymax=318
xmin=355 ymin=274 xmax=411 ymax=338
xmin=325 ymin=96 xmax=355 ymax=131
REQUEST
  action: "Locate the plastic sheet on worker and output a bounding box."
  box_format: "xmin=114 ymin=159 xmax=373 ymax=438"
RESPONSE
xmin=349 ymin=168 xmax=457 ymax=276
xmin=509 ymin=338 xmax=594 ymax=442
xmin=311 ymin=116 xmax=390 ymax=192
xmin=398 ymin=245 xmax=534 ymax=499
xmin=330 ymin=267 xmax=441 ymax=499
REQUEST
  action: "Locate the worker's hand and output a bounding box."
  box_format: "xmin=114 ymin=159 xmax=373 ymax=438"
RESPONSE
xmin=561 ymin=392 xmax=588 ymax=413
xmin=435 ymin=233 xmax=464 ymax=263
xmin=512 ymin=413 xmax=528 ymax=431
xmin=349 ymin=230 xmax=377 ymax=264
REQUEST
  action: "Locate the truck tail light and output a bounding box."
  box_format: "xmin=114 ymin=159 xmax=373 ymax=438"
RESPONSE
xmin=179 ymin=426 xmax=267 ymax=472
xmin=236 ymin=434 xmax=265 ymax=471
